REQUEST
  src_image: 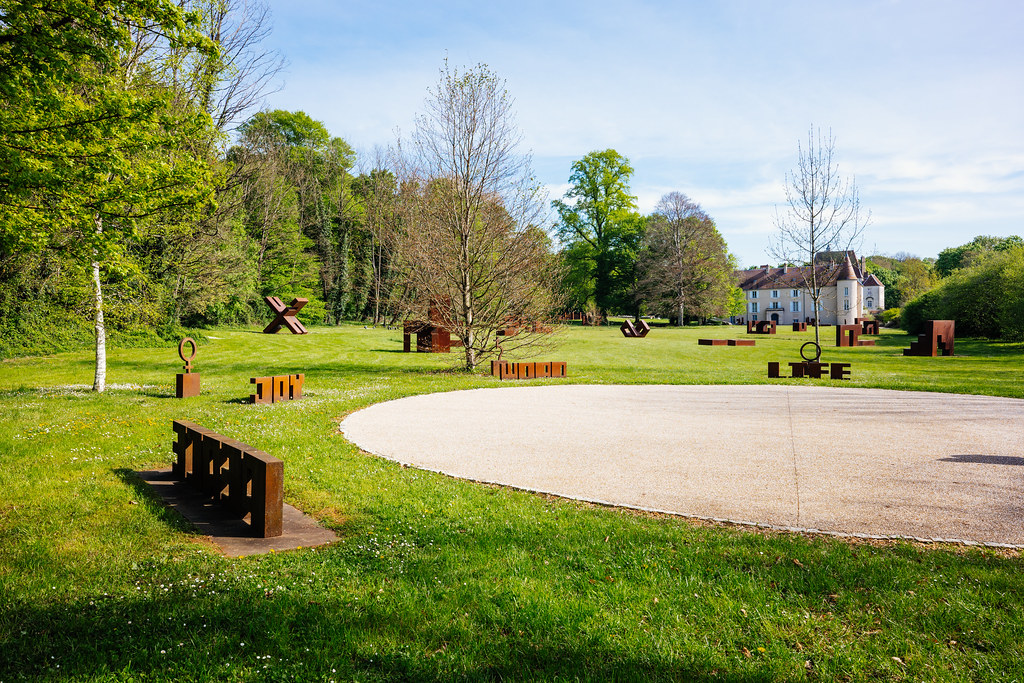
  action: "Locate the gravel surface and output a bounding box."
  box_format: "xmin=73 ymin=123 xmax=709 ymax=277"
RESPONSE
xmin=340 ymin=384 xmax=1024 ymax=547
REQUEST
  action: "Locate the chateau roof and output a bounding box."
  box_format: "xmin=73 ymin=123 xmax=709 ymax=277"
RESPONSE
xmin=735 ymin=252 xmax=878 ymax=291
xmin=862 ymin=273 xmax=883 ymax=287
xmin=836 ymin=254 xmax=858 ymax=281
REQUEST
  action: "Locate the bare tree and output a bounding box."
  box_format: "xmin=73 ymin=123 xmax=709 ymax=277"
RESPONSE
xmin=768 ymin=126 xmax=869 ymax=347
xmin=643 ymin=192 xmax=734 ymax=325
xmin=397 ymin=62 xmax=557 ymax=370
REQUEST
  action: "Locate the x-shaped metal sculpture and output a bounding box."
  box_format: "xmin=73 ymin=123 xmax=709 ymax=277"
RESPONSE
xmin=263 ymin=296 xmax=309 ymax=334
xmin=620 ymin=319 xmax=651 ymax=338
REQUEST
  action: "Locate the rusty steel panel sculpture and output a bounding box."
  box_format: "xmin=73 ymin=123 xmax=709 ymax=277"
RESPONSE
xmin=172 ymin=420 xmax=283 ymax=538
xmin=903 ymin=320 xmax=955 ymax=357
xmin=175 ymin=337 xmax=201 ymax=398
xmin=402 ymin=300 xmax=465 ymax=353
xmin=620 ymin=319 xmax=651 ymax=338
xmin=768 ymin=361 xmax=851 ymax=380
xmin=836 ymin=324 xmax=876 ymax=347
xmin=747 ymin=320 xmax=777 ymax=334
xmin=250 ymin=374 xmax=304 ymax=404
xmin=856 ymin=318 xmax=880 ymax=335
xmin=698 ymin=339 xmax=755 ymax=346
xmin=491 ymin=360 xmax=567 ymax=380
xmin=792 ymin=322 xmax=808 ymax=332
xmin=264 ymin=296 xmax=309 ymax=334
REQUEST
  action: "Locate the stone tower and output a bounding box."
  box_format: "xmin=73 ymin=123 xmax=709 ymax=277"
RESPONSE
xmin=836 ymin=254 xmax=859 ymax=326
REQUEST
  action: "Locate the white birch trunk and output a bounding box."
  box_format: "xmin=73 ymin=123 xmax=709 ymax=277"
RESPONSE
xmin=92 ymin=217 xmax=106 ymax=393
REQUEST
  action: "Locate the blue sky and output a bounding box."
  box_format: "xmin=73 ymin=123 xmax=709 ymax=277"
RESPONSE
xmin=259 ymin=0 xmax=1024 ymax=267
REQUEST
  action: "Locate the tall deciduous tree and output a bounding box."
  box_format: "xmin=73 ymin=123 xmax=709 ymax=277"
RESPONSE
xmin=768 ymin=126 xmax=869 ymax=347
xmin=642 ymin=192 xmax=736 ymax=325
xmin=553 ymin=149 xmax=641 ymax=321
xmin=0 ymin=0 xmax=217 ymax=390
xmin=399 ymin=62 xmax=555 ymax=370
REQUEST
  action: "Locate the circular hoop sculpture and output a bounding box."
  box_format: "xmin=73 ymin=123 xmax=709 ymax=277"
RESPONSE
xmin=178 ymin=337 xmax=197 ymax=372
xmin=800 ymin=341 xmax=822 ymax=363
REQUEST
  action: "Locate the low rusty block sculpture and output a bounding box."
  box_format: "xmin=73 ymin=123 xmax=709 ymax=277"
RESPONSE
xmin=175 ymin=337 xmax=200 ymax=398
xmin=728 ymin=339 xmax=755 ymax=346
xmin=264 ymin=296 xmax=309 ymax=334
xmin=620 ymin=319 xmax=651 ymax=338
xmin=747 ymin=320 xmax=777 ymax=334
xmin=903 ymin=319 xmax=955 ymax=357
xmin=491 ymin=360 xmax=567 ymax=380
xmin=699 ymin=339 xmax=755 ymax=346
xmin=792 ymin=322 xmax=808 ymax=332
xmin=172 ymin=420 xmax=283 ymax=537
xmin=768 ymin=361 xmax=851 ymax=380
xmin=402 ymin=300 xmax=464 ymax=353
xmin=698 ymin=338 xmax=727 ymax=346
xmin=250 ymin=374 xmax=304 ymax=404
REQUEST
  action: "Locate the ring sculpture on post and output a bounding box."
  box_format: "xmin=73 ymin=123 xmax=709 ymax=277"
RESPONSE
xmin=264 ymin=296 xmax=309 ymax=334
xmin=175 ymin=337 xmax=200 ymax=398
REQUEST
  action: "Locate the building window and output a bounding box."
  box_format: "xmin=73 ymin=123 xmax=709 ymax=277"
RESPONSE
xmin=751 ymin=302 xmax=759 ymax=313
xmin=771 ymin=290 xmax=779 ymax=298
xmin=844 ymin=286 xmax=850 ymax=296
xmin=752 ymin=314 xmax=758 ymax=321
xmin=844 ymin=299 xmax=850 ymax=311
xmin=791 ymin=289 xmax=799 ymax=298
xmin=866 ymin=296 xmax=874 ymax=308
xmin=791 ymin=301 xmax=800 ymax=312
xmin=750 ymin=290 xmax=758 ymax=299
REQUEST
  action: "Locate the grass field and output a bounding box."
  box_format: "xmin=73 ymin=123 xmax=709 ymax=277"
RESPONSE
xmin=1 ymin=324 xmax=1023 ymax=681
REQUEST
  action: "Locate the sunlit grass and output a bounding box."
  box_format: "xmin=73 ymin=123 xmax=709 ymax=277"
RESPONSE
xmin=1 ymin=323 xmax=1022 ymax=681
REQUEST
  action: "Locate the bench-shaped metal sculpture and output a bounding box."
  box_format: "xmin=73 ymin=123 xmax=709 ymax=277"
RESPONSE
xmin=264 ymin=297 xmax=309 ymax=334
xmin=172 ymin=420 xmax=283 ymax=537
xmin=836 ymin=324 xmax=876 ymax=347
xmin=620 ymin=319 xmax=651 ymax=338
xmin=491 ymin=360 xmax=567 ymax=380
xmin=698 ymin=339 xmax=756 ymax=346
xmin=903 ymin=320 xmax=955 ymax=357
xmin=747 ymin=320 xmax=777 ymax=334
xmin=250 ymin=374 xmax=304 ymax=404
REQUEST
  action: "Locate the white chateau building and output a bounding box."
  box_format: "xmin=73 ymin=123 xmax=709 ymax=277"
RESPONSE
xmin=732 ymin=252 xmax=885 ymax=325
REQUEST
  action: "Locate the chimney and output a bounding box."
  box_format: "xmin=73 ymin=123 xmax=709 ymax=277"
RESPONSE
xmin=783 ymin=265 xmax=789 ymax=274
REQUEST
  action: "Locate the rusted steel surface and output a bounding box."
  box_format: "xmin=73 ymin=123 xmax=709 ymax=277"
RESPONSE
xmin=728 ymin=339 xmax=755 ymax=346
xmin=768 ymin=361 xmax=851 ymax=380
xmin=175 ymin=337 xmax=200 ymax=398
xmin=903 ymin=320 xmax=955 ymax=357
xmin=491 ymin=360 xmax=567 ymax=380
xmin=402 ymin=301 xmax=464 ymax=352
xmin=263 ymin=296 xmax=309 ymax=334
xmin=172 ymin=420 xmax=283 ymax=538
xmin=250 ymin=374 xmax=304 ymax=404
xmin=620 ymin=319 xmax=651 ymax=338
xmin=747 ymin=320 xmax=777 ymax=334
xmin=836 ymin=324 xmax=876 ymax=347
xmin=698 ymin=339 xmax=755 ymax=346
xmin=856 ymin=318 xmax=881 ymax=335
xmin=792 ymin=322 xmax=808 ymax=332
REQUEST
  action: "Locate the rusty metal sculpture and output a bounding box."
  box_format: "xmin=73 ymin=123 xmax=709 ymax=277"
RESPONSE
xmin=250 ymin=374 xmax=304 ymax=404
xmin=792 ymin=322 xmax=808 ymax=332
xmin=698 ymin=339 xmax=755 ymax=346
xmin=620 ymin=319 xmax=651 ymax=338
xmin=402 ymin=300 xmax=464 ymax=353
xmin=175 ymin=337 xmax=201 ymax=398
xmin=491 ymin=360 xmax=567 ymax=380
xmin=903 ymin=320 xmax=955 ymax=357
xmin=836 ymin=324 xmax=876 ymax=347
xmin=172 ymin=420 xmax=283 ymax=537
xmin=856 ymin=318 xmax=881 ymax=335
xmin=747 ymin=320 xmax=777 ymax=334
xmin=264 ymin=296 xmax=309 ymax=334
xmin=767 ymin=341 xmax=851 ymax=380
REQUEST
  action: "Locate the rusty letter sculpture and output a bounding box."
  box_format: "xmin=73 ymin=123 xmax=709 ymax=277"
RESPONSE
xmin=172 ymin=420 xmax=283 ymax=537
xmin=903 ymin=320 xmax=955 ymax=357
xmin=263 ymin=296 xmax=309 ymax=334
xmin=491 ymin=360 xmax=567 ymax=380
xmin=250 ymin=374 xmax=305 ymax=404
xmin=767 ymin=341 xmax=851 ymax=380
xmin=835 ymin=324 xmax=876 ymax=347
xmin=747 ymin=320 xmax=777 ymax=334
xmin=176 ymin=337 xmax=201 ymax=398
xmin=620 ymin=319 xmax=651 ymax=338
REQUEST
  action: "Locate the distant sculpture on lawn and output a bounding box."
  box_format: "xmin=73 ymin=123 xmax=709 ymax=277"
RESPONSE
xmin=403 ymin=300 xmax=463 ymax=353
xmin=620 ymin=319 xmax=651 ymax=338
xmin=264 ymin=296 xmax=309 ymax=334
xmin=175 ymin=337 xmax=200 ymax=398
xmin=903 ymin=320 xmax=955 ymax=357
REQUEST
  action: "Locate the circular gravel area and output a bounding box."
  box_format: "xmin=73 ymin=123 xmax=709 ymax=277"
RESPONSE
xmin=340 ymin=385 xmax=1024 ymax=547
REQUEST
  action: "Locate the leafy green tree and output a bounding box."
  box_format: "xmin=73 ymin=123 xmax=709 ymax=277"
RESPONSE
xmin=935 ymin=235 xmax=1023 ymax=278
xmin=553 ymin=149 xmax=642 ymax=321
xmin=0 ymin=0 xmax=217 ymax=390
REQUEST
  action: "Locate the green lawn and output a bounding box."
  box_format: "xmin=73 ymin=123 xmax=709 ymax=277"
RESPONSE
xmin=1 ymin=324 xmax=1022 ymax=681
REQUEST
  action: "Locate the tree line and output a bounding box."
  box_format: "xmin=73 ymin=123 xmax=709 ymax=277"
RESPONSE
xmin=0 ymin=1 xmax=742 ymax=377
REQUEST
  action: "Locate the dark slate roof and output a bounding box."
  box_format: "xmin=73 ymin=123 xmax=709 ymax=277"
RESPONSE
xmin=735 ymin=252 xmax=879 ymax=290
xmin=836 ymin=254 xmax=858 ymax=281
xmin=862 ymin=273 xmax=883 ymax=287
